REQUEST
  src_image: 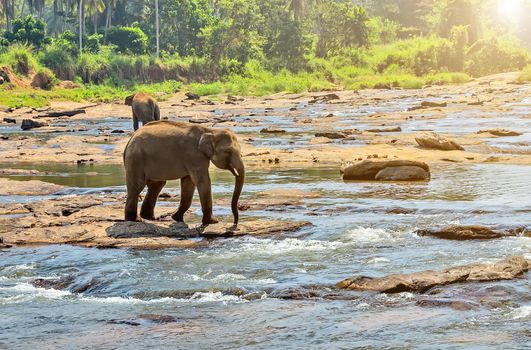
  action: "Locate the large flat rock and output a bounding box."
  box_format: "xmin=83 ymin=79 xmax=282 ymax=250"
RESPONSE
xmin=0 ymin=194 xmax=311 ymax=249
xmin=416 ymin=225 xmax=530 ymax=240
xmin=337 ymin=256 xmax=530 ymax=293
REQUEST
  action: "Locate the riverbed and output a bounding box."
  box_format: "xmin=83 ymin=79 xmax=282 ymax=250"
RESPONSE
xmin=1 ymin=73 xmax=530 ymax=349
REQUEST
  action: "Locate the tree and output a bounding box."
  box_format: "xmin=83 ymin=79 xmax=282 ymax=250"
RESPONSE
xmin=155 ymin=0 xmax=159 ymax=57
xmin=3 ymin=14 xmax=52 ymax=47
xmin=311 ymin=0 xmax=370 ymax=57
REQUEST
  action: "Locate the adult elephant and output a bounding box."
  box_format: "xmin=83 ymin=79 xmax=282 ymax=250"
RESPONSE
xmin=125 ymin=92 xmax=161 ymax=131
xmin=123 ymin=120 xmax=245 ymax=225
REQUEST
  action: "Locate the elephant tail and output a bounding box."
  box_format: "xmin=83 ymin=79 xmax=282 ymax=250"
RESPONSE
xmin=123 ymin=135 xmax=134 ymax=166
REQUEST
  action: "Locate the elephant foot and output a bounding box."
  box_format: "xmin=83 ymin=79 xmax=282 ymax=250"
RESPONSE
xmin=140 ymin=212 xmax=156 ymax=221
xmin=202 ymin=216 xmax=219 ymax=225
xmin=171 ymin=212 xmax=185 ymax=222
xmin=125 ymin=213 xmax=138 ymax=222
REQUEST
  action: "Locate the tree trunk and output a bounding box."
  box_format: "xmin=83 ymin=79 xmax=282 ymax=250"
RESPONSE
xmin=155 ymin=0 xmax=160 ymax=58
xmin=79 ymin=0 xmax=83 ymax=51
xmin=104 ymin=1 xmax=111 ymax=40
xmin=93 ymin=13 xmax=97 ymax=33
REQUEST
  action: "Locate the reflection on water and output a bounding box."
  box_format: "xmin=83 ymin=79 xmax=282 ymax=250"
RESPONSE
xmin=0 ymin=161 xmax=530 ymax=349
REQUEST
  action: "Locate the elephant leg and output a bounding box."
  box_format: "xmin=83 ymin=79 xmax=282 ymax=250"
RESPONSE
xmin=125 ymin=175 xmax=146 ymax=221
xmin=140 ymin=179 xmax=166 ymax=220
xmin=133 ymin=112 xmax=139 ymax=131
xmin=192 ymin=172 xmax=218 ymax=225
xmin=172 ymin=176 xmax=195 ymax=222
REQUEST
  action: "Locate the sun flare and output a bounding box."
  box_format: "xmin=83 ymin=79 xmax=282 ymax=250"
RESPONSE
xmin=497 ymin=0 xmax=524 ymax=20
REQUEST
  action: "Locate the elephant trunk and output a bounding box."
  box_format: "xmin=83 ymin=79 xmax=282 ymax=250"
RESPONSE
xmin=231 ymin=155 xmax=245 ymax=225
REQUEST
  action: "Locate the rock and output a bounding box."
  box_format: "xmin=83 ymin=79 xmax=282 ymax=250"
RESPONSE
xmin=36 ymin=109 xmax=86 ymax=118
xmin=0 ymin=168 xmax=42 ymax=175
xmin=309 ymin=93 xmax=340 ymax=104
xmin=185 ymin=92 xmax=200 ymax=100
xmin=416 ymin=225 xmax=529 ymax=240
xmin=3 ymin=117 xmax=16 ymax=124
xmin=0 ymin=178 xmax=63 ymax=195
xmin=260 ymin=127 xmax=286 ymax=134
xmin=421 ymin=101 xmax=447 ymax=108
xmin=337 ymin=256 xmax=530 ymax=293
xmin=415 ymin=132 xmax=464 ymax=151
xmin=467 ymin=101 xmax=483 ymax=106
xmin=373 ymin=82 xmax=392 ymax=89
xmin=189 ymin=118 xmax=211 ymax=124
xmin=227 ymin=95 xmax=244 ymax=102
xmin=106 ymin=221 xmax=191 ymax=239
xmin=366 ymin=126 xmax=402 ymax=133
xmin=58 ymin=80 xmax=80 ymax=89
xmin=314 ymin=132 xmax=347 ymax=139
xmin=478 ymin=129 xmax=523 ymax=137
xmin=341 ymin=160 xmax=430 ymax=181
xmin=110 ymin=129 xmax=125 ymax=134
xmin=31 ymin=71 xmax=55 ymax=90
xmin=374 ymin=165 xmax=430 ymax=181
xmin=21 ymin=119 xmax=47 ymax=130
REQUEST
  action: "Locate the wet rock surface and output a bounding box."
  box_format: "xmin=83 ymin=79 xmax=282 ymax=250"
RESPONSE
xmin=0 ymin=193 xmax=311 ymax=249
xmin=341 ymin=160 xmax=430 ymax=181
xmin=478 ymin=129 xmax=523 ymax=137
xmin=416 ymin=225 xmax=530 ymax=240
xmin=374 ymin=165 xmax=430 ymax=181
xmin=415 ymin=132 xmax=464 ymax=151
xmin=337 ymin=256 xmax=530 ymax=293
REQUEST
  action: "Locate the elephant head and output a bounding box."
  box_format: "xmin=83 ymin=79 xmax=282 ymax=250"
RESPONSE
xmin=124 ymin=94 xmax=135 ymax=106
xmin=199 ymin=129 xmax=245 ymax=224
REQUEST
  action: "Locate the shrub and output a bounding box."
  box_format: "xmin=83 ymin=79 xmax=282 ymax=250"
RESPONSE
xmin=0 ymin=44 xmax=41 ymax=76
xmin=106 ymin=26 xmax=148 ymax=54
xmin=40 ymin=38 xmax=78 ymax=80
xmin=466 ymin=37 xmax=529 ymax=77
xmin=85 ymin=34 xmax=102 ymax=54
xmin=518 ymin=65 xmax=531 ymax=82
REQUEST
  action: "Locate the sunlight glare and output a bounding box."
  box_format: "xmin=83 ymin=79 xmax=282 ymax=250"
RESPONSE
xmin=497 ymin=0 xmax=524 ymax=20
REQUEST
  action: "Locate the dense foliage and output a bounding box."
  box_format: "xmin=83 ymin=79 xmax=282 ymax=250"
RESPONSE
xmin=0 ymin=0 xmax=530 ymax=96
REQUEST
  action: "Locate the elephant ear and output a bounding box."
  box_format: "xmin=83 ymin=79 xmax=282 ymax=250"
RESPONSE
xmin=199 ymin=133 xmax=215 ymax=158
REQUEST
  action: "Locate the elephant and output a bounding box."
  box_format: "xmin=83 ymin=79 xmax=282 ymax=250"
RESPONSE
xmin=124 ymin=92 xmax=161 ymax=131
xmin=123 ymin=120 xmax=245 ymax=225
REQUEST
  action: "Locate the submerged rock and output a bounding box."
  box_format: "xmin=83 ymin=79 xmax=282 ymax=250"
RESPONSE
xmin=366 ymin=126 xmax=402 ymax=133
xmin=314 ymin=132 xmax=347 ymax=139
xmin=416 ymin=225 xmax=529 ymax=240
xmin=260 ymin=127 xmax=286 ymax=134
xmin=421 ymin=101 xmax=448 ymax=108
xmin=337 ymin=256 xmax=530 ymax=293
xmin=341 ymin=160 xmax=430 ymax=181
xmin=21 ymin=119 xmax=47 ymax=130
xmin=478 ymin=129 xmax=523 ymax=137
xmin=415 ymin=132 xmax=464 ymax=151
xmin=0 ymin=178 xmax=63 ymax=195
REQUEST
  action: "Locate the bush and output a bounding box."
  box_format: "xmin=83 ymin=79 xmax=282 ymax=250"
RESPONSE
xmin=40 ymin=37 xmax=78 ymax=80
xmin=518 ymin=65 xmax=531 ymax=82
xmin=106 ymin=26 xmax=148 ymax=54
xmin=466 ymin=37 xmax=529 ymax=77
xmin=3 ymin=15 xmax=51 ymax=48
xmin=85 ymin=34 xmax=102 ymax=53
xmin=0 ymin=44 xmax=41 ymax=76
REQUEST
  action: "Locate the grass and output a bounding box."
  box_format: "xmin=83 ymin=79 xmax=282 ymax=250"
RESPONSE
xmin=0 ymin=80 xmax=182 ymax=108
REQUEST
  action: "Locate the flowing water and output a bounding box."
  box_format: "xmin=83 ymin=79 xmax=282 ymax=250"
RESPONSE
xmin=1 ymin=162 xmax=530 ymax=349
xmin=1 ymin=89 xmax=531 ymax=349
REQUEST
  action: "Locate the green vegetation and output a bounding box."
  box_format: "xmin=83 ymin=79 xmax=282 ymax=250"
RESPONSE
xmin=0 ymin=0 xmax=530 ymax=108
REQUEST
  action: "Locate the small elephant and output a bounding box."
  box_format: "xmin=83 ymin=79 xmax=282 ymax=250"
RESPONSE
xmin=123 ymin=120 xmax=245 ymax=225
xmin=124 ymin=92 xmax=161 ymax=131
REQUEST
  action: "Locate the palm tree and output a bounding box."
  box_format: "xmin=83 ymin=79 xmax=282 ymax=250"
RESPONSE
xmin=1 ymin=0 xmax=15 ymax=31
xmin=155 ymin=0 xmax=159 ymax=57
xmin=103 ymin=0 xmax=114 ymax=40
xmin=78 ymin=0 xmax=105 ymax=50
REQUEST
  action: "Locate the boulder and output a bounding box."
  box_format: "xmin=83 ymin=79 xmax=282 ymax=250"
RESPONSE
xmin=309 ymin=93 xmax=340 ymax=104
xmin=337 ymin=256 xmax=530 ymax=293
xmin=21 ymin=119 xmax=47 ymax=130
xmin=416 ymin=225 xmax=529 ymax=240
xmin=185 ymin=92 xmax=200 ymax=100
xmin=341 ymin=160 xmax=430 ymax=181
xmin=478 ymin=129 xmax=523 ymax=137
xmin=3 ymin=117 xmax=16 ymax=124
xmin=36 ymin=109 xmax=86 ymax=118
xmin=375 ymin=165 xmax=430 ymax=181
xmin=58 ymin=80 xmax=80 ymax=89
xmin=415 ymin=132 xmax=464 ymax=151
xmin=314 ymin=132 xmax=347 ymax=139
